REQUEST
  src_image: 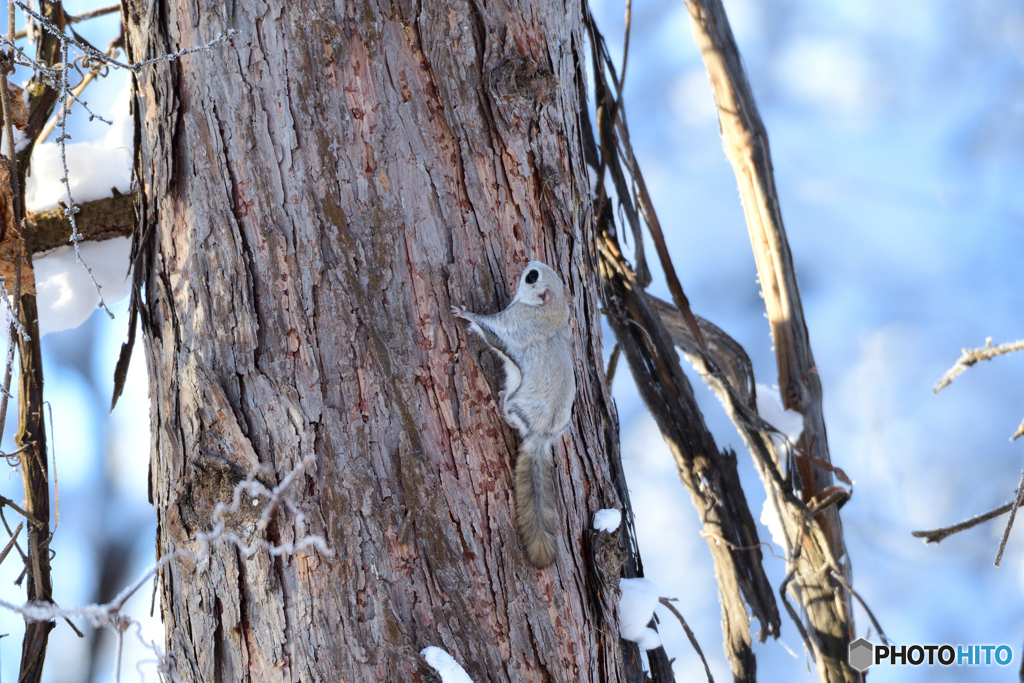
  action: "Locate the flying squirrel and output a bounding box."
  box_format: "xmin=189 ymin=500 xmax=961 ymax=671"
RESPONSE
xmin=451 ymin=261 xmax=576 ymax=568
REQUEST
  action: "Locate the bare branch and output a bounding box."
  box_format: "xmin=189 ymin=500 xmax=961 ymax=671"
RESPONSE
xmin=0 ymin=520 xmax=24 ymax=568
xmin=26 ymin=192 xmax=134 ymax=254
xmin=596 ymin=229 xmax=777 ymax=681
xmin=659 ymin=597 xmax=714 ymax=683
xmin=995 ymin=471 xmax=1024 ymax=567
xmin=934 ymin=337 xmax=1024 ymax=393
xmin=828 ymin=569 xmax=889 ymax=646
xmin=911 ymin=502 xmax=1015 ymax=544
xmin=65 ymin=3 xmax=120 ymax=26
xmin=585 ymin=9 xmax=787 ymax=679
xmin=14 ymin=4 xmax=121 ymax=40
xmin=0 ymin=494 xmax=45 ymax=528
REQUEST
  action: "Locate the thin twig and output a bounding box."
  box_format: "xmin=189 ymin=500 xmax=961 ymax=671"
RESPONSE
xmin=698 ymin=529 xmax=785 ymax=561
xmin=61 ymin=614 xmax=82 ymax=637
xmin=45 ymin=400 xmax=57 ymax=531
xmin=620 ymin=0 xmax=631 ymax=91
xmin=995 ymin=471 xmax=1024 ymax=567
xmin=0 ymin=520 xmax=23 ymax=567
xmin=13 ymin=3 xmax=120 ymax=40
xmin=114 ymin=627 xmax=124 ymax=683
xmin=934 ymin=338 xmax=1024 ymax=393
xmin=606 ymin=342 xmax=621 ymax=385
xmin=779 ymin=565 xmax=814 ymax=662
xmin=36 ymin=28 xmax=122 ymax=144
xmin=0 ymin=507 xmax=27 ymax=563
xmin=777 ymin=521 xmax=815 ymax=661
xmin=829 ymin=569 xmax=889 ymax=646
xmin=0 ymin=494 xmax=45 ymax=528
xmin=658 ymin=597 xmax=714 ymax=683
xmin=911 ymin=502 xmax=1015 ymax=544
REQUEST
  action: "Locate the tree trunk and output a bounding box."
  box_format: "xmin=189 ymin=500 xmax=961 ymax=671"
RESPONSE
xmin=125 ymin=0 xmax=636 ymax=680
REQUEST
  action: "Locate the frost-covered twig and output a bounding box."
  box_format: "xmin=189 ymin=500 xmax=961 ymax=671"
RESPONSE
xmin=54 ymin=35 xmax=116 ymax=318
xmin=0 ymin=452 xmax=330 ymax=680
xmin=934 ymin=337 xmax=1024 ymax=442
xmin=36 ymin=45 xmax=119 ymax=144
xmin=934 ymin=338 xmax=1024 ymax=393
xmin=15 ymin=3 xmax=235 ymax=74
xmin=202 ymin=453 xmax=328 ymax=558
xmin=255 ymin=452 xmax=315 ymax=531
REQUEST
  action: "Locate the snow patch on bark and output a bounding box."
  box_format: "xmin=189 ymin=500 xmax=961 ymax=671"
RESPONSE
xmin=421 ymin=647 xmax=474 ymax=683
xmin=618 ymin=577 xmax=662 ymax=650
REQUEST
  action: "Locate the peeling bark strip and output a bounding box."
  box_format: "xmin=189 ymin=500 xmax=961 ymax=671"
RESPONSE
xmin=598 ymin=235 xmax=773 ymax=683
xmin=582 ymin=12 xmax=780 ymax=682
xmin=683 ymin=1 xmax=856 ymax=681
xmin=126 ymin=0 xmax=638 ymax=680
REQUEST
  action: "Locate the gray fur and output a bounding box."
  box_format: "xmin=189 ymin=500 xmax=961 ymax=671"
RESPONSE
xmin=452 ymin=261 xmax=576 ymax=567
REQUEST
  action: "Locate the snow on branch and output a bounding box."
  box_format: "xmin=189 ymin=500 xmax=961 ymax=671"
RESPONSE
xmin=618 ymin=578 xmax=661 ymax=650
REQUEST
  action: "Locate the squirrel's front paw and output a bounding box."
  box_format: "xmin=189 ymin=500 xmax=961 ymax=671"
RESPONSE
xmin=451 ymin=304 xmax=468 ymax=319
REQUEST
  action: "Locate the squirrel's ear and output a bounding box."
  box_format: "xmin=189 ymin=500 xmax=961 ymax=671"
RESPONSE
xmin=539 ymin=288 xmax=554 ymax=305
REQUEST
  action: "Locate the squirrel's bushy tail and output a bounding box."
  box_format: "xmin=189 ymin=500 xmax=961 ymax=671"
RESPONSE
xmin=515 ymin=435 xmax=557 ymax=567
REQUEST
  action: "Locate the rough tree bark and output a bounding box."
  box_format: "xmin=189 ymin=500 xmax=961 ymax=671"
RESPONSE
xmin=123 ymin=0 xmax=646 ymax=680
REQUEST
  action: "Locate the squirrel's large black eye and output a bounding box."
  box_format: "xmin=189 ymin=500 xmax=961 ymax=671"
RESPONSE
xmin=525 ymin=269 xmax=539 ymax=284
